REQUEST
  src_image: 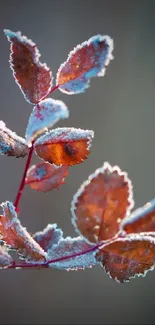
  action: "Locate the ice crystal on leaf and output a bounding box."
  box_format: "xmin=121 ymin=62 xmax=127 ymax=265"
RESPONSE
xmin=0 ymin=121 xmax=29 ymax=158
xmin=4 ymin=29 xmax=52 ymax=104
xmin=33 ymin=224 xmax=63 ymax=251
xmin=47 ymin=236 xmax=97 ymax=270
xmin=56 ymin=34 xmax=114 ymax=94
xmin=0 ymin=246 xmax=13 ymax=268
xmin=25 ymin=98 xmax=69 ymax=144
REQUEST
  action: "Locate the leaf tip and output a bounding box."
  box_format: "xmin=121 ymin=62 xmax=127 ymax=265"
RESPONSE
xmin=3 ymin=29 xmax=12 ymax=37
xmin=3 ymin=29 xmax=19 ymax=40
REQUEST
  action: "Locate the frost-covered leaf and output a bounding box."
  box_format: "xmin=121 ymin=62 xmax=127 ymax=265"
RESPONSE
xmin=25 ymin=162 xmax=68 ymax=192
xmin=71 ymin=162 xmax=134 ymax=243
xmin=33 ymin=224 xmax=63 ymax=251
xmin=47 ymin=236 xmax=97 ymax=270
xmin=121 ymin=198 xmax=155 ymax=235
xmin=96 ymin=233 xmax=155 ymax=283
xmin=56 ymin=34 xmax=114 ymax=94
xmin=4 ymin=29 xmax=52 ymax=104
xmin=25 ymin=98 xmax=69 ymax=144
xmin=34 ymin=127 xmax=94 ymax=166
xmin=0 ymin=246 xmax=13 ymax=268
xmin=0 ymin=201 xmax=47 ymax=263
xmin=0 ymin=121 xmax=29 ymax=157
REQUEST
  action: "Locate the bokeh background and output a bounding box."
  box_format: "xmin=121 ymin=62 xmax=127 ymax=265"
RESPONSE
xmin=0 ymin=0 xmax=155 ymax=323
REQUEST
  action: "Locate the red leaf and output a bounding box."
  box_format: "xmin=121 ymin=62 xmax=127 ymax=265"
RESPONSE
xmin=0 ymin=121 xmax=29 ymax=158
xmin=71 ymin=162 xmax=134 ymax=243
xmin=47 ymin=236 xmax=97 ymax=270
xmin=0 ymin=246 xmax=13 ymax=268
xmin=56 ymin=34 xmax=114 ymax=94
xmin=96 ymin=234 xmax=155 ymax=282
xmin=4 ymin=29 xmax=52 ymax=104
xmin=33 ymin=224 xmax=63 ymax=252
xmin=34 ymin=127 xmax=94 ymax=166
xmin=25 ymin=98 xmax=69 ymax=144
xmin=0 ymin=201 xmax=47 ymax=263
xmin=121 ymin=198 xmax=155 ymax=234
xmin=25 ymin=162 xmax=68 ymax=192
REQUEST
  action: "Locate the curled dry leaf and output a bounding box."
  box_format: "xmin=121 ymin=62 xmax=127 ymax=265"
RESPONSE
xmin=96 ymin=233 xmax=155 ymax=283
xmin=25 ymin=161 xmax=69 ymax=192
xmin=47 ymin=236 xmax=97 ymax=270
xmin=4 ymin=29 xmax=52 ymax=104
xmin=25 ymin=98 xmax=69 ymax=144
xmin=33 ymin=224 xmax=63 ymax=251
xmin=71 ymin=162 xmax=134 ymax=243
xmin=0 ymin=246 xmax=13 ymax=268
xmin=56 ymin=34 xmax=114 ymax=94
xmin=34 ymin=127 xmax=94 ymax=166
xmin=0 ymin=201 xmax=47 ymax=263
xmin=121 ymin=198 xmax=155 ymax=235
xmin=0 ymin=121 xmax=29 ymax=158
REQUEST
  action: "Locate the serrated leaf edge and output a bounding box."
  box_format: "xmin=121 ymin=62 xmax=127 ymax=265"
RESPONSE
xmin=71 ymin=161 xmax=134 ymax=245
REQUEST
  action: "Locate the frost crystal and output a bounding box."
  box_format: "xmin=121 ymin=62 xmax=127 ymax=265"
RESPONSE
xmin=0 ymin=120 xmax=29 ymax=157
xmin=0 ymin=246 xmax=13 ymax=268
xmin=47 ymin=236 xmax=97 ymax=270
xmin=33 ymin=224 xmax=63 ymax=251
xmin=35 ymin=127 xmax=94 ymax=145
xmin=25 ymin=98 xmax=69 ymax=144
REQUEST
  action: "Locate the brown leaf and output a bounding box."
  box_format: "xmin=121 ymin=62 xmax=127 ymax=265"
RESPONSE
xmin=25 ymin=162 xmax=68 ymax=192
xmin=34 ymin=127 xmax=94 ymax=166
xmin=96 ymin=233 xmax=155 ymax=282
xmin=71 ymin=162 xmax=134 ymax=243
xmin=0 ymin=121 xmax=29 ymax=158
xmin=0 ymin=201 xmax=47 ymax=263
xmin=4 ymin=29 xmax=52 ymax=104
xmin=121 ymin=198 xmax=155 ymax=235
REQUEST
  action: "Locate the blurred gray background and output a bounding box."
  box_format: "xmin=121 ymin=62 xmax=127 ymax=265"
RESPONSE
xmin=0 ymin=0 xmax=155 ymax=324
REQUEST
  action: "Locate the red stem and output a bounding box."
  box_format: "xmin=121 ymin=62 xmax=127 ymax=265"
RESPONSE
xmin=41 ymin=84 xmax=59 ymax=101
xmin=14 ymin=143 xmax=34 ymax=211
xmin=14 ymin=85 xmax=59 ymax=211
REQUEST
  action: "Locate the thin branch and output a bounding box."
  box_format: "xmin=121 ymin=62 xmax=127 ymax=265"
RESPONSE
xmin=8 ymin=243 xmax=100 ymax=269
xmin=41 ymin=84 xmax=59 ymax=101
xmin=14 ymin=143 xmax=34 ymax=211
xmin=14 ymin=85 xmax=59 ymax=211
